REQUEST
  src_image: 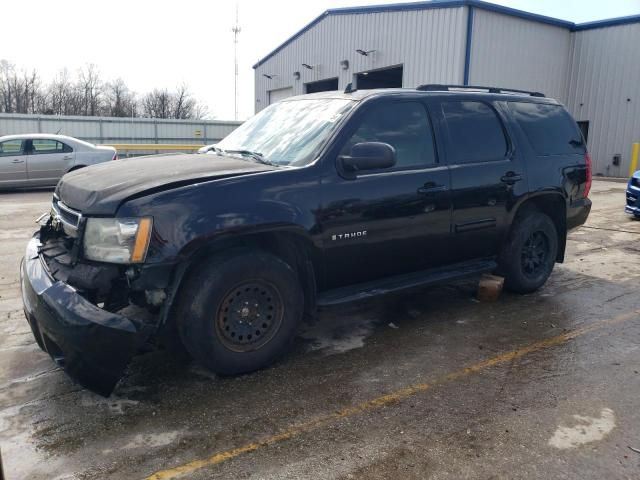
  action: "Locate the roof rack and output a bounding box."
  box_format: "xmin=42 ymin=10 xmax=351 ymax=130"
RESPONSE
xmin=416 ymin=84 xmax=545 ymax=97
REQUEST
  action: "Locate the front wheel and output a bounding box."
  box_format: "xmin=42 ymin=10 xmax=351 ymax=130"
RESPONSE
xmin=499 ymin=211 xmax=558 ymax=294
xmin=177 ymin=250 xmax=304 ymax=375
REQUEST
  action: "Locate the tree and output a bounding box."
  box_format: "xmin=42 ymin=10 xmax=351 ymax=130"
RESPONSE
xmin=77 ymin=64 xmax=102 ymax=116
xmin=141 ymin=85 xmax=207 ymax=119
xmin=104 ymin=78 xmax=137 ymax=117
xmin=141 ymin=88 xmax=172 ymax=119
xmin=47 ymin=69 xmax=80 ymax=115
xmin=0 ymin=60 xmax=43 ymax=114
xmin=0 ymin=59 xmax=211 ymax=119
xmin=173 ymin=84 xmax=196 ymax=119
xmin=0 ymin=60 xmax=17 ymax=113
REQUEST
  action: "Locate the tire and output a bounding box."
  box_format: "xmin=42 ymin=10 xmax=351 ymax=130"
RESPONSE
xmin=499 ymin=210 xmax=558 ymax=294
xmin=176 ymin=250 xmax=304 ymax=375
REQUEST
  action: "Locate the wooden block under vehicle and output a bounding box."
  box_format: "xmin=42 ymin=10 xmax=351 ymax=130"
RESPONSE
xmin=477 ymin=274 xmax=505 ymax=302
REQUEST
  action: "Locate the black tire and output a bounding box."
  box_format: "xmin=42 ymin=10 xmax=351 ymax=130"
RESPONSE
xmin=176 ymin=250 xmax=304 ymax=375
xmin=499 ymin=210 xmax=558 ymax=294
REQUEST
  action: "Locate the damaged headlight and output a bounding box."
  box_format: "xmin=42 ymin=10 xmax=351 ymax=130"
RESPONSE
xmin=83 ymin=217 xmax=153 ymax=264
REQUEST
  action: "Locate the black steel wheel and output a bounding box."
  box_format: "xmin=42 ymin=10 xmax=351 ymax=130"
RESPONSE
xmin=177 ymin=250 xmax=304 ymax=375
xmin=216 ymin=281 xmax=284 ymax=352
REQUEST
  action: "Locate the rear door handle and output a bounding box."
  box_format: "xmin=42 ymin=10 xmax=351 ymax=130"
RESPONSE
xmin=417 ymin=182 xmax=448 ymax=194
xmin=63 ymin=155 xmax=73 ymax=160
xmin=11 ymin=159 xmax=24 ymax=164
xmin=500 ymin=172 xmax=522 ymax=184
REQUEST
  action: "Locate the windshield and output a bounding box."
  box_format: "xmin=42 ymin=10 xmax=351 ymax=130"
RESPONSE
xmin=217 ymin=98 xmax=356 ymax=166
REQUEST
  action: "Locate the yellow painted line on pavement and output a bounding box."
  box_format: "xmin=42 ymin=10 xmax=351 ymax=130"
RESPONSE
xmin=144 ymin=309 xmax=638 ymax=480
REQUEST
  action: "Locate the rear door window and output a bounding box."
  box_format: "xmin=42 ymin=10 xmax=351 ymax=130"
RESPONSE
xmin=510 ymin=102 xmax=585 ymax=155
xmin=31 ymin=139 xmax=72 ymax=154
xmin=441 ymin=101 xmax=508 ymax=164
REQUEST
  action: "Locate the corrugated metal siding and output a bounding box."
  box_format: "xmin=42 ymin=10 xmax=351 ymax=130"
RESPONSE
xmin=566 ymin=23 xmax=640 ymax=176
xmin=0 ymin=114 xmax=241 ymax=144
xmin=254 ymin=7 xmax=468 ymax=111
xmin=469 ymin=9 xmax=572 ymax=102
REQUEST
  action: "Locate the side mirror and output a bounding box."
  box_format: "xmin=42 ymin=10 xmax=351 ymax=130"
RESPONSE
xmin=340 ymin=142 xmax=396 ymax=172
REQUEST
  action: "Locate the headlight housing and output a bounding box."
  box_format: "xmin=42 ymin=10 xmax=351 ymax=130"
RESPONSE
xmin=83 ymin=217 xmax=153 ymax=264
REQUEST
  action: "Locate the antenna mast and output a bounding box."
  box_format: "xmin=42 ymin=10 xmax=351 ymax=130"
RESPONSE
xmin=232 ymin=4 xmax=241 ymax=120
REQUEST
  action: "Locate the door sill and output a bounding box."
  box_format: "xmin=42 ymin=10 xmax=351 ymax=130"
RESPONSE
xmin=317 ymin=258 xmax=497 ymax=307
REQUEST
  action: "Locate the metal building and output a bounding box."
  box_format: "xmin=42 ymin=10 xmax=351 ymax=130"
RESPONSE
xmin=253 ymin=0 xmax=640 ymax=177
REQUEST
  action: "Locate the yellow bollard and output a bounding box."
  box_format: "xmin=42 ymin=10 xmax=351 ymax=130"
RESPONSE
xmin=630 ymin=142 xmax=640 ymax=177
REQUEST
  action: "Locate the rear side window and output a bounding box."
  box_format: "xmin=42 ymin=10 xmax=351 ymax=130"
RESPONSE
xmin=510 ymin=102 xmax=585 ymax=155
xmin=31 ymin=139 xmax=72 ymax=154
xmin=341 ymin=102 xmax=437 ymax=168
xmin=441 ymin=101 xmax=508 ymax=164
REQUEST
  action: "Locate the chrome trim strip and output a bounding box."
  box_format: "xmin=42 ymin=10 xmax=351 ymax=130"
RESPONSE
xmin=51 ymin=199 xmax=82 ymax=238
xmin=56 ymin=201 xmax=82 ymax=223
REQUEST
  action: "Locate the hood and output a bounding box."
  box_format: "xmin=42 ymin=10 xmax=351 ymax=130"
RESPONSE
xmin=56 ymin=153 xmax=275 ymax=215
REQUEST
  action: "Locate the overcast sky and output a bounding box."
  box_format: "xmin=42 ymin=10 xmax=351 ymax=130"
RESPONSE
xmin=2 ymin=0 xmax=639 ymax=120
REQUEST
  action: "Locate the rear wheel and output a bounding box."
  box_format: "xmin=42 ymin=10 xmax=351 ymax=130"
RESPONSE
xmin=499 ymin=210 xmax=558 ymax=293
xmin=177 ymin=250 xmax=303 ymax=375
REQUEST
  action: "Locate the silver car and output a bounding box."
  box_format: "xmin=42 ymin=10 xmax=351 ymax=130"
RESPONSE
xmin=0 ymin=134 xmax=117 ymax=188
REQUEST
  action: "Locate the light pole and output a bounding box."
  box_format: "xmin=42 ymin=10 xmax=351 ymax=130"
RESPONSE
xmin=232 ymin=4 xmax=241 ymax=121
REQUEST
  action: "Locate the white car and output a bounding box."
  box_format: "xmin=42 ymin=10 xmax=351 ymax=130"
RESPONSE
xmin=0 ymin=134 xmax=117 ymax=188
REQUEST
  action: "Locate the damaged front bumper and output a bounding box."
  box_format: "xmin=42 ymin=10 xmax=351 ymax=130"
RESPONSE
xmin=20 ymin=235 xmax=155 ymax=396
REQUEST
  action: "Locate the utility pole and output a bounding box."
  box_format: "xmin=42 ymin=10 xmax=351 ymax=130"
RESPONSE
xmin=232 ymin=4 xmax=241 ymax=121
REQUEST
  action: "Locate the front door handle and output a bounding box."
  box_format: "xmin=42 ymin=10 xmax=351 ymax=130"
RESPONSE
xmin=417 ymin=182 xmax=448 ymax=194
xmin=501 ymin=171 xmax=522 ymax=184
xmin=11 ymin=159 xmax=24 ymax=164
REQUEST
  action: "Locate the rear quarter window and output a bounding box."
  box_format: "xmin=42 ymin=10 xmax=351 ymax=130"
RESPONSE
xmin=510 ymin=102 xmax=585 ymax=156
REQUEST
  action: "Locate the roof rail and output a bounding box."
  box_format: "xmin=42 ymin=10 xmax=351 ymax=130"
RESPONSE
xmin=416 ymin=84 xmax=545 ymax=97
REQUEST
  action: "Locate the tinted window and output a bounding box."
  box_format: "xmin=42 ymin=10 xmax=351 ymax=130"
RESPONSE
xmin=442 ymin=101 xmax=507 ymax=164
xmin=0 ymin=139 xmax=24 ymax=156
xmin=511 ymin=102 xmax=585 ymax=155
xmin=341 ymin=102 xmax=437 ymax=168
xmin=31 ymin=139 xmax=71 ymax=154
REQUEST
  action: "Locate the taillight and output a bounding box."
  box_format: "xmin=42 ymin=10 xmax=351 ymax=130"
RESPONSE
xmin=112 ymin=152 xmax=118 ymax=161
xmin=584 ymin=152 xmax=592 ymax=198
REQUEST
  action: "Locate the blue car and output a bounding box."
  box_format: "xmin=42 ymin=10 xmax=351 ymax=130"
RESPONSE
xmin=626 ymin=171 xmax=640 ymax=217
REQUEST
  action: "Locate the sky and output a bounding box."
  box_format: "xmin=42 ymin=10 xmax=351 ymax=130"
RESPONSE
xmin=2 ymin=0 xmax=639 ymax=120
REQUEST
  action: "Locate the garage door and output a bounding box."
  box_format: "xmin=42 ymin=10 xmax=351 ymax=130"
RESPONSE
xmin=268 ymin=87 xmax=294 ymax=105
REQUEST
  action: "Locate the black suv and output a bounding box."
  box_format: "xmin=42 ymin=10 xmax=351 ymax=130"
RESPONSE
xmin=21 ymin=85 xmax=592 ymax=395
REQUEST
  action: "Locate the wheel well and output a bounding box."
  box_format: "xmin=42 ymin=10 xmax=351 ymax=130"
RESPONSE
xmin=169 ymin=231 xmax=320 ymax=325
xmin=68 ymin=165 xmax=86 ymax=172
xmin=513 ymin=195 xmax=567 ymax=262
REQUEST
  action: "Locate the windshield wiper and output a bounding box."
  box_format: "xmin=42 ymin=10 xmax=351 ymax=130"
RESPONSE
xmin=222 ymin=149 xmax=275 ymax=166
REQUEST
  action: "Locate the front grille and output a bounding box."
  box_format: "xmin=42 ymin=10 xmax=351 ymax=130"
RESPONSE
xmin=627 ymin=193 xmax=637 ymax=206
xmin=52 ymin=194 xmax=82 ymax=237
